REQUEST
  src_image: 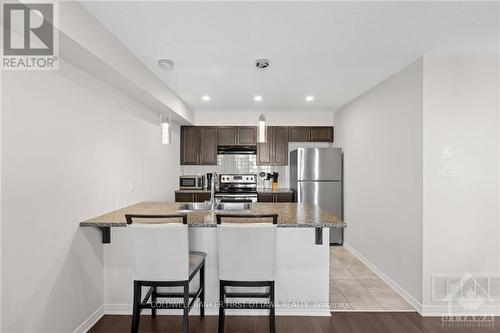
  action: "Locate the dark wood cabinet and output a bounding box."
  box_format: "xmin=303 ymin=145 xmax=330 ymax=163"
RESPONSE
xmin=257 ymin=126 xmax=289 ymax=166
xmin=288 ymin=126 xmax=334 ymax=142
xmin=274 ymin=192 xmax=294 ymax=202
xmin=288 ymin=126 xmax=310 ymax=142
xmin=199 ymin=127 xmax=217 ymax=164
xmin=257 ymin=133 xmax=271 ymax=164
xmin=180 ymin=126 xmax=199 ymax=164
xmin=196 ymin=192 xmax=211 ymax=202
xmin=180 ymin=126 xmax=217 ymax=165
xmin=175 ymin=192 xmax=195 ymax=202
xmin=257 ymin=192 xmax=294 ymax=203
xmin=217 ymin=127 xmax=238 ymax=145
xmin=181 ymin=125 xmax=332 ymax=165
xmin=310 ymin=127 xmax=334 ymax=142
xmin=218 ymin=126 xmax=256 ymax=145
xmin=257 ymin=192 xmax=274 ymax=202
xmin=272 ymin=127 xmax=288 ymax=165
xmin=175 ymin=192 xmax=211 ymax=202
xmin=237 ymin=127 xmax=257 ymax=145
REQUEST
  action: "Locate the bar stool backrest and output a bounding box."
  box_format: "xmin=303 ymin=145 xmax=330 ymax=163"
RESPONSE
xmin=216 ymin=214 xmax=278 ymax=281
xmin=127 ymin=214 xmax=189 ymax=281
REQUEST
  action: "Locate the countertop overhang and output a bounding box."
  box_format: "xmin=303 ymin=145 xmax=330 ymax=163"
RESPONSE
xmin=80 ymin=202 xmax=346 ymax=244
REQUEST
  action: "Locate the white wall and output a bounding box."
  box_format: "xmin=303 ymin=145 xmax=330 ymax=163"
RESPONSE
xmin=59 ymin=2 xmax=194 ymax=124
xmin=334 ymin=59 xmax=424 ymax=305
xmin=1 ymin=59 xmax=180 ymax=332
xmin=422 ymin=56 xmax=500 ymax=313
xmin=194 ymin=109 xmax=334 ymax=126
xmin=334 ymin=55 xmax=500 ymax=315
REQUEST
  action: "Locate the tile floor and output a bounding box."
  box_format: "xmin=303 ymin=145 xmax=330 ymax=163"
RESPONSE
xmin=330 ymin=246 xmax=415 ymax=311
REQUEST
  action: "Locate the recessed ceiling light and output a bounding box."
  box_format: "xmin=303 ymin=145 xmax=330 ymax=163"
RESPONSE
xmin=254 ymin=95 xmax=263 ymax=102
xmin=255 ymin=58 xmax=270 ymax=69
xmin=305 ymin=95 xmax=315 ymax=102
xmin=202 ymin=95 xmax=211 ymax=101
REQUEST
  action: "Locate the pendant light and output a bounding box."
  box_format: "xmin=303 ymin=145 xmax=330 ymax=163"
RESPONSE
xmin=257 ymin=113 xmax=267 ymax=143
xmin=254 ymin=58 xmax=269 ymax=143
xmin=161 ymin=114 xmax=171 ymax=145
xmin=159 ymin=59 xmax=174 ymax=144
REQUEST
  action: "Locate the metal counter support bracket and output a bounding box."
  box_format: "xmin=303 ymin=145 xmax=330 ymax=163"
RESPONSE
xmin=99 ymin=227 xmax=111 ymax=244
xmin=315 ymin=228 xmax=323 ymax=245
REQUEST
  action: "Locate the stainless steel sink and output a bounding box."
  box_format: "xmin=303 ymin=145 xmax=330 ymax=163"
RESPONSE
xmin=178 ymin=202 xmax=251 ymax=212
xmin=178 ymin=203 xmax=213 ymax=211
xmin=215 ymin=203 xmax=252 ymax=211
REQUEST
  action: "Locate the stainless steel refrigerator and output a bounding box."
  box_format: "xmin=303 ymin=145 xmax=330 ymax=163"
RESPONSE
xmin=290 ymin=148 xmax=343 ymax=244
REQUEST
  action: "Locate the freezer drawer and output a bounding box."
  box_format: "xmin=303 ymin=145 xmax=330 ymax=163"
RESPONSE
xmin=297 ymin=181 xmax=343 ymax=244
xmin=297 ymin=181 xmax=342 ymax=219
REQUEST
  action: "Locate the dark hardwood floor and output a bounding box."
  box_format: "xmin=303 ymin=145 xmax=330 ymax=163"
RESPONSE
xmin=89 ymin=313 xmax=499 ymax=333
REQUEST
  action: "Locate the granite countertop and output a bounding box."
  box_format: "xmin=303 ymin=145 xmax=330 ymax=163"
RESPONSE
xmin=175 ymin=188 xmax=293 ymax=193
xmin=257 ymin=188 xmax=294 ymax=193
xmin=175 ymin=189 xmax=211 ymax=193
xmin=80 ymin=202 xmax=346 ymax=228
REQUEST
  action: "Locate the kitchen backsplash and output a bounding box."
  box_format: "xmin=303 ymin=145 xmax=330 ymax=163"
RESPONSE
xmin=181 ymin=154 xmax=290 ymax=188
xmin=180 ymin=143 xmax=335 ymax=189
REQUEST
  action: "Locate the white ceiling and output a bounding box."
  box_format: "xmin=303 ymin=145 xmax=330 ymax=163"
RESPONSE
xmin=82 ymin=1 xmax=499 ymax=112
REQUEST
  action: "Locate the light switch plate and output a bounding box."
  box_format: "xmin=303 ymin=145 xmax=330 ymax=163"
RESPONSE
xmin=442 ymin=145 xmax=453 ymax=160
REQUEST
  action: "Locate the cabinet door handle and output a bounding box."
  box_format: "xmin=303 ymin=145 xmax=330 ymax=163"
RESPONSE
xmin=309 ymin=130 xmax=312 ymax=141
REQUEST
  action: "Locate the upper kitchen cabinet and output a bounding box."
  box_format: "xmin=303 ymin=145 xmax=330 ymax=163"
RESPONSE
xmin=288 ymin=126 xmax=334 ymax=142
xmin=180 ymin=126 xmax=217 ymax=165
xmin=217 ymin=126 xmax=257 ymax=145
xmin=257 ymin=126 xmax=289 ymax=166
xmin=288 ymin=126 xmax=309 ymax=142
xmin=310 ymin=127 xmax=334 ymax=142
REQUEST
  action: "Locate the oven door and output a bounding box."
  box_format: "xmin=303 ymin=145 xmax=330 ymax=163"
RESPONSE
xmin=215 ymin=193 xmax=258 ymax=203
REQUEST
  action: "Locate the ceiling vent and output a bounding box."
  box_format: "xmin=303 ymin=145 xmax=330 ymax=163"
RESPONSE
xmin=255 ymin=58 xmax=270 ymax=69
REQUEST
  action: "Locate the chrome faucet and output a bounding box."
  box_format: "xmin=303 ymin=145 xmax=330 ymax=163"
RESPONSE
xmin=209 ymin=172 xmax=219 ymax=210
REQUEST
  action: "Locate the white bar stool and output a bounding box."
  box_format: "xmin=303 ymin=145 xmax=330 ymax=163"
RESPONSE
xmin=216 ymin=213 xmax=278 ymax=333
xmin=126 ymin=213 xmax=206 ymax=333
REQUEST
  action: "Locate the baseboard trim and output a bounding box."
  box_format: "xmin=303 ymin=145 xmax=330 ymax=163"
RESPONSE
xmin=421 ymin=304 xmax=500 ymax=317
xmin=73 ymin=305 xmax=104 ymax=333
xmin=343 ymin=242 xmax=423 ymax=314
xmin=343 ymin=243 xmax=500 ymax=317
xmin=104 ymin=303 xmax=331 ymax=317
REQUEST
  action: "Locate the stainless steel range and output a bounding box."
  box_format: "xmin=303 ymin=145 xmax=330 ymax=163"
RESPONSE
xmin=215 ymin=174 xmax=257 ymax=203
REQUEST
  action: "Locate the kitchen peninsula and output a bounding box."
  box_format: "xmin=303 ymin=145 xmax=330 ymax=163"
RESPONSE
xmin=80 ymin=202 xmax=346 ymax=315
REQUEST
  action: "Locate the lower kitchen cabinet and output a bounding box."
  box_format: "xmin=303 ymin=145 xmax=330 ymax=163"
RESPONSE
xmin=196 ymin=192 xmax=211 ymax=202
xmin=175 ymin=192 xmax=211 ymax=202
xmin=257 ymin=192 xmax=274 ymax=202
xmin=274 ymin=192 xmax=294 ymax=202
xmin=257 ymin=192 xmax=294 ymax=203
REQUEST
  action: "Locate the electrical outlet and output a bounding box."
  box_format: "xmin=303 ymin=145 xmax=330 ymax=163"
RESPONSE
xmin=443 ymin=165 xmax=463 ymax=178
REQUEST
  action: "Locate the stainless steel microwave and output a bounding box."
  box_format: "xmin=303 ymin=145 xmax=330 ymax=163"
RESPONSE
xmin=179 ymin=175 xmax=204 ymax=190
